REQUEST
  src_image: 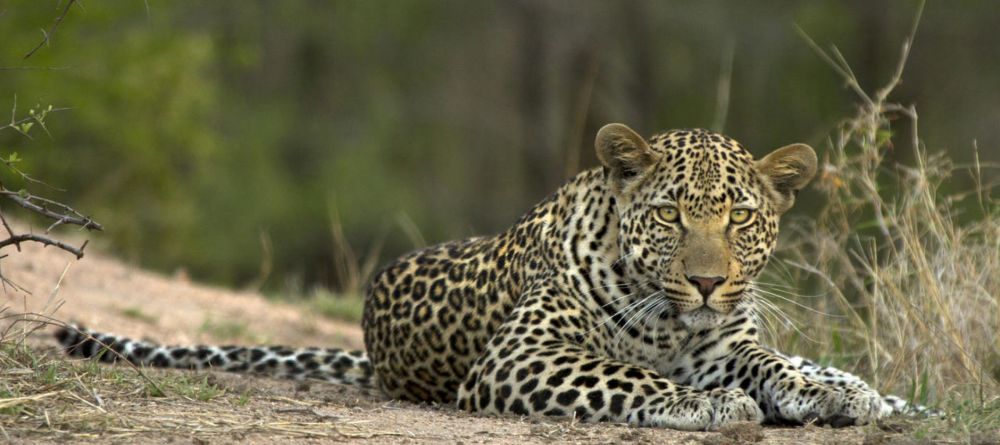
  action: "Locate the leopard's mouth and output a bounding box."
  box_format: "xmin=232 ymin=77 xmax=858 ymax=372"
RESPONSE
xmin=704 ymin=286 xmax=748 ymax=313
xmin=649 ymin=285 xmax=699 ymax=308
xmin=663 ymin=291 xmax=745 ymax=315
xmin=644 ymin=279 xmax=746 ymax=316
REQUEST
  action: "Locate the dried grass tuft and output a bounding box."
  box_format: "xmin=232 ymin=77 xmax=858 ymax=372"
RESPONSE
xmin=763 ymin=4 xmax=1000 ymax=436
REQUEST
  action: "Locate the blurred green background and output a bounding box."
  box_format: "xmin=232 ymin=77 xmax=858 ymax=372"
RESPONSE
xmin=1 ymin=0 xmax=996 ymax=294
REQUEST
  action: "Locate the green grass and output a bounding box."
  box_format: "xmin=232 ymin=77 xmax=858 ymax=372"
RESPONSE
xmin=120 ymin=306 xmax=158 ymax=324
xmin=0 ymin=387 xmax=25 ymax=417
xmin=307 ymin=289 xmax=365 ymax=323
xmin=198 ymin=317 xmax=253 ymax=342
xmin=158 ymin=375 xmax=225 ymax=402
xmin=859 ymin=396 xmax=1000 ymax=444
xmin=269 ymin=287 xmax=366 ymax=323
xmin=235 ymin=389 xmax=251 ymax=407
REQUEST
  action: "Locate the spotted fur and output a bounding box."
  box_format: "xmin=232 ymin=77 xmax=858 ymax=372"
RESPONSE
xmin=56 ymin=124 xmax=929 ymax=430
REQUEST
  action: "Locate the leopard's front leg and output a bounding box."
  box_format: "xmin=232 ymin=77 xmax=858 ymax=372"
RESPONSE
xmin=679 ymin=325 xmax=884 ymax=426
xmin=753 ymin=349 xmax=883 ymax=426
xmin=457 ymin=293 xmax=762 ymax=430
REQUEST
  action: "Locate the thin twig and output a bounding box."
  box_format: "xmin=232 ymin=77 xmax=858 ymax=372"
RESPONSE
xmin=794 ymin=24 xmax=873 ymax=107
xmin=0 ymin=210 xmax=16 ymax=248
xmin=0 ymin=104 xmax=71 ymax=133
xmin=0 ymin=263 xmax=31 ymax=295
xmin=23 ymin=0 xmax=79 ymax=60
xmin=875 ymin=0 xmax=924 ymax=103
xmin=563 ymin=49 xmax=599 ymax=181
xmin=1 ymin=159 xmax=67 ymax=191
xmin=711 ymin=39 xmax=735 ymax=133
xmin=1 ymin=99 xmax=71 ymax=190
xmin=0 ymin=66 xmax=72 ymax=71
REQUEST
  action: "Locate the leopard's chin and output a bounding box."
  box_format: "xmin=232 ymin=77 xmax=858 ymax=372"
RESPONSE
xmin=677 ymin=306 xmax=725 ymax=331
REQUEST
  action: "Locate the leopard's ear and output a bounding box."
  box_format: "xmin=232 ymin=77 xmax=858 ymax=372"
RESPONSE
xmin=595 ymin=123 xmax=656 ymax=191
xmin=755 ymin=143 xmax=817 ymax=214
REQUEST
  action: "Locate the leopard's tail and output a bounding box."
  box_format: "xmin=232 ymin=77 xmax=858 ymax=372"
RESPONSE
xmin=880 ymin=394 xmax=940 ymax=417
xmin=54 ymin=324 xmax=375 ymax=387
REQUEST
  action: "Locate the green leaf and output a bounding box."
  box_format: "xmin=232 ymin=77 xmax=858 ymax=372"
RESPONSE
xmin=831 ymin=329 xmax=842 ymax=356
xmin=876 ymin=129 xmax=893 ymax=148
xmin=918 ymin=367 xmax=930 ymax=405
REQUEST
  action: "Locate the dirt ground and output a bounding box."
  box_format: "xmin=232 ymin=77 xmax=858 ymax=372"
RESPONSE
xmin=1 ymin=239 xmax=909 ymax=444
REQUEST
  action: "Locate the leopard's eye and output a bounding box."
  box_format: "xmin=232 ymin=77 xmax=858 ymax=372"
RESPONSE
xmin=730 ymin=208 xmax=753 ymax=224
xmin=654 ymin=206 xmax=680 ymax=224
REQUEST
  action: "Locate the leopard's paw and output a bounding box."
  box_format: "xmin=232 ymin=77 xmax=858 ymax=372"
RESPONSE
xmin=654 ymin=388 xmax=762 ymax=431
xmin=833 ymin=386 xmax=885 ymax=426
xmin=706 ymin=388 xmax=764 ymax=430
xmin=771 ymin=379 xmax=839 ymax=424
xmin=771 ymin=380 xmax=884 ymax=427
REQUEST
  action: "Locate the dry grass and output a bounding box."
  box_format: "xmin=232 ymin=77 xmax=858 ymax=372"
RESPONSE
xmin=758 ymin=4 xmax=1000 ymax=440
xmin=0 ymin=316 xmax=403 ymax=442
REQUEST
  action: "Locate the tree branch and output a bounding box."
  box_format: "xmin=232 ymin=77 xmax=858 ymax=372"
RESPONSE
xmin=0 ymin=189 xmax=102 ymax=232
xmin=0 ymin=66 xmax=72 ymax=71
xmin=23 ymin=0 xmax=78 ymax=60
xmin=0 ymin=233 xmax=87 ymax=259
xmin=0 ymin=0 xmax=99 ymax=296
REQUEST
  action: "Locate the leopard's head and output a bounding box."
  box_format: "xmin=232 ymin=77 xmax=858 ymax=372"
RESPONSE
xmin=596 ymin=123 xmax=816 ymax=325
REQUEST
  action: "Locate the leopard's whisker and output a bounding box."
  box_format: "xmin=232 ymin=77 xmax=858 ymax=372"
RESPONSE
xmin=585 ymin=290 xmax=652 ymax=335
xmin=752 ymin=296 xmax=820 ymax=343
xmin=749 ymin=286 xmax=842 ymax=318
xmin=753 ymin=280 xmax=825 ymax=299
xmin=598 ymin=291 xmax=640 ymax=309
xmin=642 ymin=299 xmax=671 ymax=358
xmin=611 ymin=292 xmax=662 ymax=348
xmin=611 ymin=251 xmax=636 ymax=268
xmin=751 ymin=279 xmax=800 ymax=291
xmin=750 ymin=303 xmax=780 ymax=343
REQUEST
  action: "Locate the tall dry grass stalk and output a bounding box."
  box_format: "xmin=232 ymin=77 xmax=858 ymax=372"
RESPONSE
xmin=765 ymin=5 xmax=999 ymax=406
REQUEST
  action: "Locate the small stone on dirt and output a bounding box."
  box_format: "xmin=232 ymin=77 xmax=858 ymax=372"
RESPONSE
xmin=618 ymin=429 xmax=647 ymax=443
xmin=876 ymin=419 xmax=912 ymax=434
xmin=719 ymin=421 xmax=764 ymax=443
xmin=972 ymin=431 xmax=1000 ymax=445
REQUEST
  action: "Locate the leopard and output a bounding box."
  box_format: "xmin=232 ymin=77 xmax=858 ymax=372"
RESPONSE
xmin=56 ymin=123 xmax=925 ymax=430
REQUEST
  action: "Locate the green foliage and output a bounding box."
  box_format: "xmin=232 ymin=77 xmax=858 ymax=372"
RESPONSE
xmin=0 ymin=1 xmax=996 ymax=295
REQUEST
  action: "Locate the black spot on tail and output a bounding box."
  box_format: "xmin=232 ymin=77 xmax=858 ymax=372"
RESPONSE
xmin=54 ymin=325 xmax=91 ymax=358
xmin=54 ymin=325 xmax=74 ymax=346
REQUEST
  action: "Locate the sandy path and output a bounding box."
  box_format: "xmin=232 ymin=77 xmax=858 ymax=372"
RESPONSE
xmin=1 ymin=237 xmax=882 ymax=444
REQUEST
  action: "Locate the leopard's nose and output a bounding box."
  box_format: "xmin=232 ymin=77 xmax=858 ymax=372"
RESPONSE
xmin=686 ymin=275 xmax=726 ymax=300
